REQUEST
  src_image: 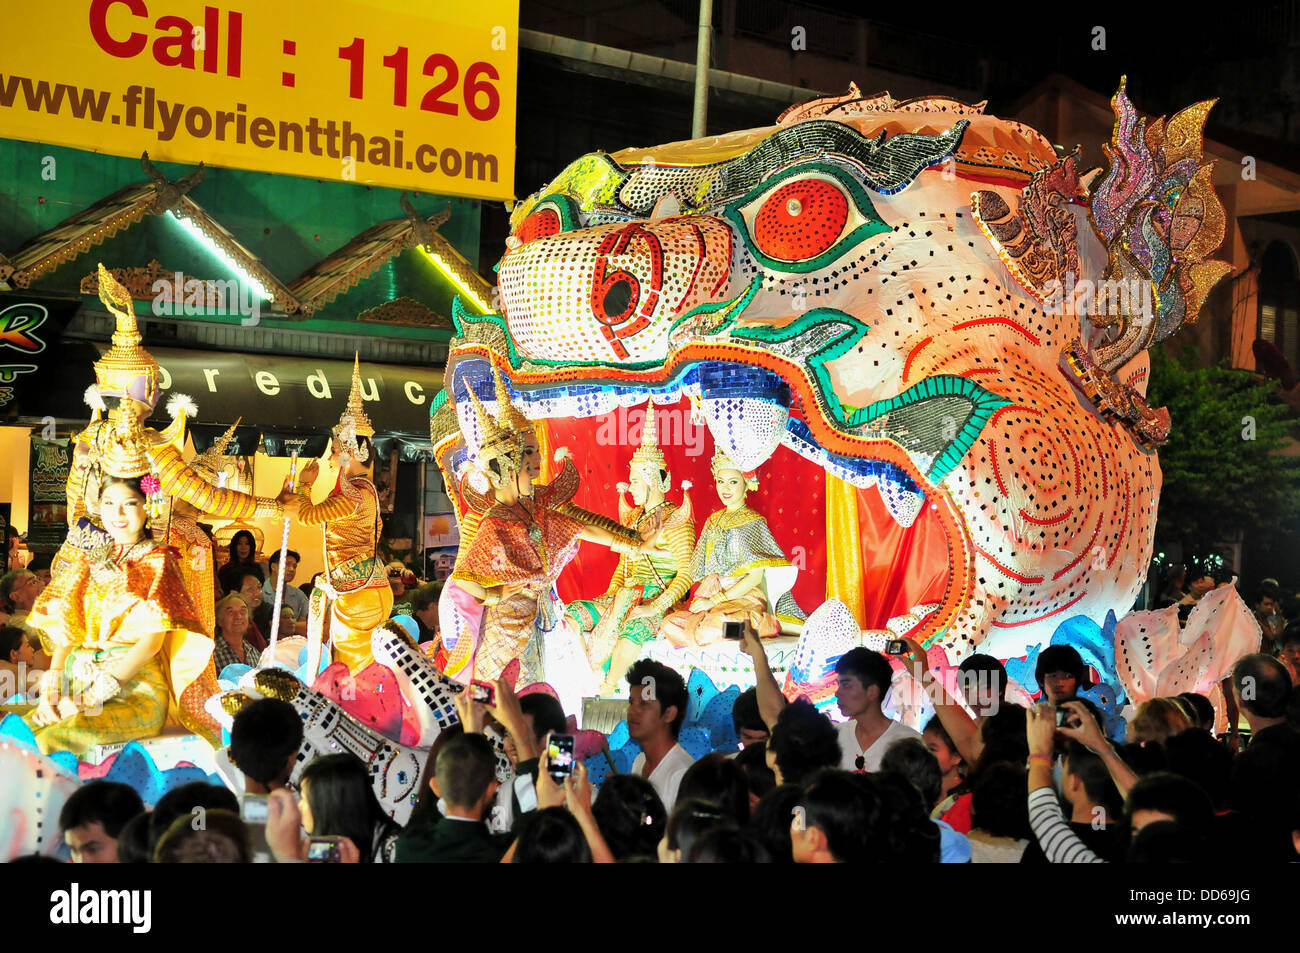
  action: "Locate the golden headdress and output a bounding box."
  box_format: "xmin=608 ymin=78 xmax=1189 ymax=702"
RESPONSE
xmin=190 ymin=418 xmax=241 ymax=483
xmin=630 ymin=402 xmax=671 ymax=493
xmin=333 ymin=355 xmax=376 ymax=461
xmin=98 ymin=403 xmax=154 ymax=480
xmin=465 ymin=362 xmax=534 ymax=487
xmin=93 ymin=263 xmax=161 ymax=409
xmin=711 ymin=449 xmax=759 ymax=490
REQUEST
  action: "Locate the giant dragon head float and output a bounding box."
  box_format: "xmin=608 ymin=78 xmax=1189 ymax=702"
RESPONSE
xmin=431 ymin=80 xmax=1229 ymax=665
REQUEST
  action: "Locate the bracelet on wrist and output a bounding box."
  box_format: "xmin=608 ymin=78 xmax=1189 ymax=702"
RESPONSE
xmin=1027 ymin=753 xmax=1053 ymax=766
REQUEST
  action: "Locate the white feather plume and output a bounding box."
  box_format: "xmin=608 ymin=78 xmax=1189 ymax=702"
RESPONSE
xmin=616 ymin=481 xmax=630 ymax=494
xmin=553 ymin=446 xmax=571 ymax=462
xmin=679 ymin=479 xmax=693 ymax=491
xmin=166 ymin=392 xmax=198 ymax=420
xmin=83 ymin=384 xmax=106 ymax=413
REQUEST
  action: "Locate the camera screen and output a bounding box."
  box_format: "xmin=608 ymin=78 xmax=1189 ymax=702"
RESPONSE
xmin=240 ymin=796 xmax=268 ymax=824
xmin=548 ymin=734 xmax=575 ymax=777
xmin=306 ymin=840 xmax=339 ymax=862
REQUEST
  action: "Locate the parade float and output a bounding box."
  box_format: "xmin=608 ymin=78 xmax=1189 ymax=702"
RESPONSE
xmin=1 ymin=80 xmax=1261 ymax=849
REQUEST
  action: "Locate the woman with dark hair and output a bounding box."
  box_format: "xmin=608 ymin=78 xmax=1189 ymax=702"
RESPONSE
xmin=589 ymin=773 xmax=666 ymax=860
xmin=677 ymin=752 xmax=751 ymax=825
xmin=26 ymin=466 xmax=217 ymax=755
xmin=217 ymin=529 xmax=260 ymax=595
xmin=512 ymin=808 xmax=593 ymax=863
xmin=5 ymin=525 xmax=25 ymax=572
xmin=658 ymin=798 xmax=734 ymax=863
xmin=1035 ymin=644 xmax=1092 ymax=704
xmin=299 ymin=752 xmax=400 ymax=863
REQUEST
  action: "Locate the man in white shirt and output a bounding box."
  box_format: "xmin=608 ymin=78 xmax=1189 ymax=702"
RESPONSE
xmin=625 ymin=659 xmax=695 ymax=812
xmin=833 ymin=647 xmax=923 ymax=772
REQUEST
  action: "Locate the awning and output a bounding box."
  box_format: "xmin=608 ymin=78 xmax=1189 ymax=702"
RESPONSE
xmin=10 ymin=338 xmax=444 ymax=457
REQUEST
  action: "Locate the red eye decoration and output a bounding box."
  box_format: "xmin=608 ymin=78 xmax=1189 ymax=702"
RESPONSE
xmin=751 ymin=178 xmax=849 ymax=261
xmin=516 ymin=206 xmax=562 ymax=245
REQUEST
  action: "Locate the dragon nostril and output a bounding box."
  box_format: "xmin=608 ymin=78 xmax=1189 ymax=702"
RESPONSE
xmin=602 ymin=278 xmax=635 ymax=319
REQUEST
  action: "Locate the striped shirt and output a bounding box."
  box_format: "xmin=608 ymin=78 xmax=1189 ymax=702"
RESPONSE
xmin=1027 ymin=787 xmax=1105 ymax=863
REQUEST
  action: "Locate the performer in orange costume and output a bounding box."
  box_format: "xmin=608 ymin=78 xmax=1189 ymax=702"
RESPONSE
xmin=291 ymin=357 xmax=389 ymax=674
xmin=444 ymin=363 xmax=641 ymax=682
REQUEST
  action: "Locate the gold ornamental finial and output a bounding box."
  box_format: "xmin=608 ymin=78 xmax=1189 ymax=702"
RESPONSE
xmin=93 ymin=263 xmax=161 ymax=408
xmin=342 ymin=354 xmax=376 ymax=440
xmin=190 ymin=418 xmax=242 ymax=482
xmin=491 ymin=360 xmax=532 ymax=435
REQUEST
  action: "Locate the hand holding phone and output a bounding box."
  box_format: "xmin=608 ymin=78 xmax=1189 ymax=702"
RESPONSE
xmin=547 ymin=733 xmax=575 ymax=783
xmin=885 ymin=639 xmax=907 ymax=656
xmin=723 ymin=621 xmax=744 ymax=640
xmin=240 ymin=795 xmax=268 ymax=825
xmin=470 ymin=680 xmax=496 ymax=706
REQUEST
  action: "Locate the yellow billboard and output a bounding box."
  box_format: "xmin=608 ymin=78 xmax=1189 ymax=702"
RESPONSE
xmin=0 ymin=0 xmax=518 ymax=200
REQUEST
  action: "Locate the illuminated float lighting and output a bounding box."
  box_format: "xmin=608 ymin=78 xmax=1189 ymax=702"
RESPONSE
xmin=166 ymin=211 xmax=274 ymax=302
xmin=419 ymin=245 xmax=493 ymax=314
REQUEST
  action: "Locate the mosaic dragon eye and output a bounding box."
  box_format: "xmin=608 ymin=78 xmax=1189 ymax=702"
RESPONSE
xmin=752 ymin=179 xmax=849 ymax=261
xmin=725 ymin=167 xmax=890 ymax=273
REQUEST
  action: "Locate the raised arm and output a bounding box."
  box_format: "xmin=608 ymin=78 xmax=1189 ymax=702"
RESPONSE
xmin=739 ymin=624 xmax=786 ymax=730
xmin=902 ymin=636 xmax=982 ymax=764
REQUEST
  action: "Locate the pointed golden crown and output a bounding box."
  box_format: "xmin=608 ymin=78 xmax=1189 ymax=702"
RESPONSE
xmin=630 ymin=402 xmax=670 ymax=491
xmin=93 ymin=263 xmax=160 ymax=408
xmin=464 ymin=361 xmax=533 ymax=474
xmin=334 ymin=354 xmax=376 ymax=440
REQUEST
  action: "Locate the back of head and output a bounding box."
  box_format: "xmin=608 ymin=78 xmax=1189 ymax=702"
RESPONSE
xmin=514 ymin=807 xmax=591 ymax=863
xmin=879 ymin=736 xmax=943 ymax=809
xmin=589 ymin=773 xmax=666 ymax=861
xmin=677 ymin=752 xmax=750 ymax=824
xmin=154 ymin=810 xmax=250 ymax=863
xmin=969 ymin=705 xmax=1029 ymax=786
xmin=1126 ymin=820 xmax=1203 ymax=862
xmin=147 ymin=783 xmax=239 ymax=851
xmin=833 ymin=647 xmax=894 ymax=700
xmin=0 ymin=625 xmax=27 ymax=660
xmin=749 ymin=783 xmax=803 ymax=863
xmin=1176 ymin=691 xmax=1216 ymax=731
xmin=1131 ymin=697 xmax=1193 ymax=747
xmin=434 ymin=732 xmax=497 ymax=809
xmin=519 ymin=693 xmax=567 ymax=744
xmin=60 ymin=780 xmax=145 ymax=839
xmin=687 ymin=827 xmax=770 ymax=863
xmin=665 ymin=798 xmax=732 ymax=859
xmin=874 ymin=770 xmax=943 ymax=862
xmin=300 ymin=753 xmax=387 ymax=853
xmin=1162 ymin=730 xmax=1232 ymax=811
xmin=230 ymin=698 xmax=303 ymax=787
xmin=626 ymin=659 xmax=688 ymax=738
xmin=1035 ymin=644 xmax=1091 ymax=691
xmin=769 ymin=698 xmax=841 ymax=786
xmin=799 ymin=769 xmax=886 ymax=863
xmin=1126 ymin=771 xmax=1214 ymax=835
xmin=971 ymin=762 xmax=1031 ymax=840
xmin=114 ymin=812 xmax=153 ymax=864
xmin=1063 ymin=741 xmax=1122 ymax=817
xmin=732 ymin=688 xmax=765 ymax=737
xmin=1232 ymin=653 xmax=1292 ymax=719
xmin=735 ymin=740 xmax=777 ymax=802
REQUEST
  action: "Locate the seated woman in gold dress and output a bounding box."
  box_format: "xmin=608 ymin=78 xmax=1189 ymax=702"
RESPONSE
xmin=658 ymin=451 xmax=801 ymax=648
xmin=25 ymin=407 xmax=216 ymax=756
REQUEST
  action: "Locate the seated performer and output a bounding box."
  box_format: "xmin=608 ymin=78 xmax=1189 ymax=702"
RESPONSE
xmin=25 ymin=406 xmax=217 ymax=756
xmin=444 ymin=364 xmax=642 ymax=682
xmin=67 ymin=267 xmax=294 ymax=632
xmin=565 ymin=403 xmax=695 ymax=695
xmin=659 ymin=451 xmax=798 ymax=648
xmin=288 ymin=357 xmax=388 ymax=675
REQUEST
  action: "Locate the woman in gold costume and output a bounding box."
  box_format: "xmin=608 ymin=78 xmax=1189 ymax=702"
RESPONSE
xmin=659 ymin=451 xmax=800 ymax=648
xmin=290 ymin=356 xmax=390 ymax=675
xmin=26 ymin=407 xmax=217 ymax=756
xmin=565 ymin=403 xmax=696 ymax=694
